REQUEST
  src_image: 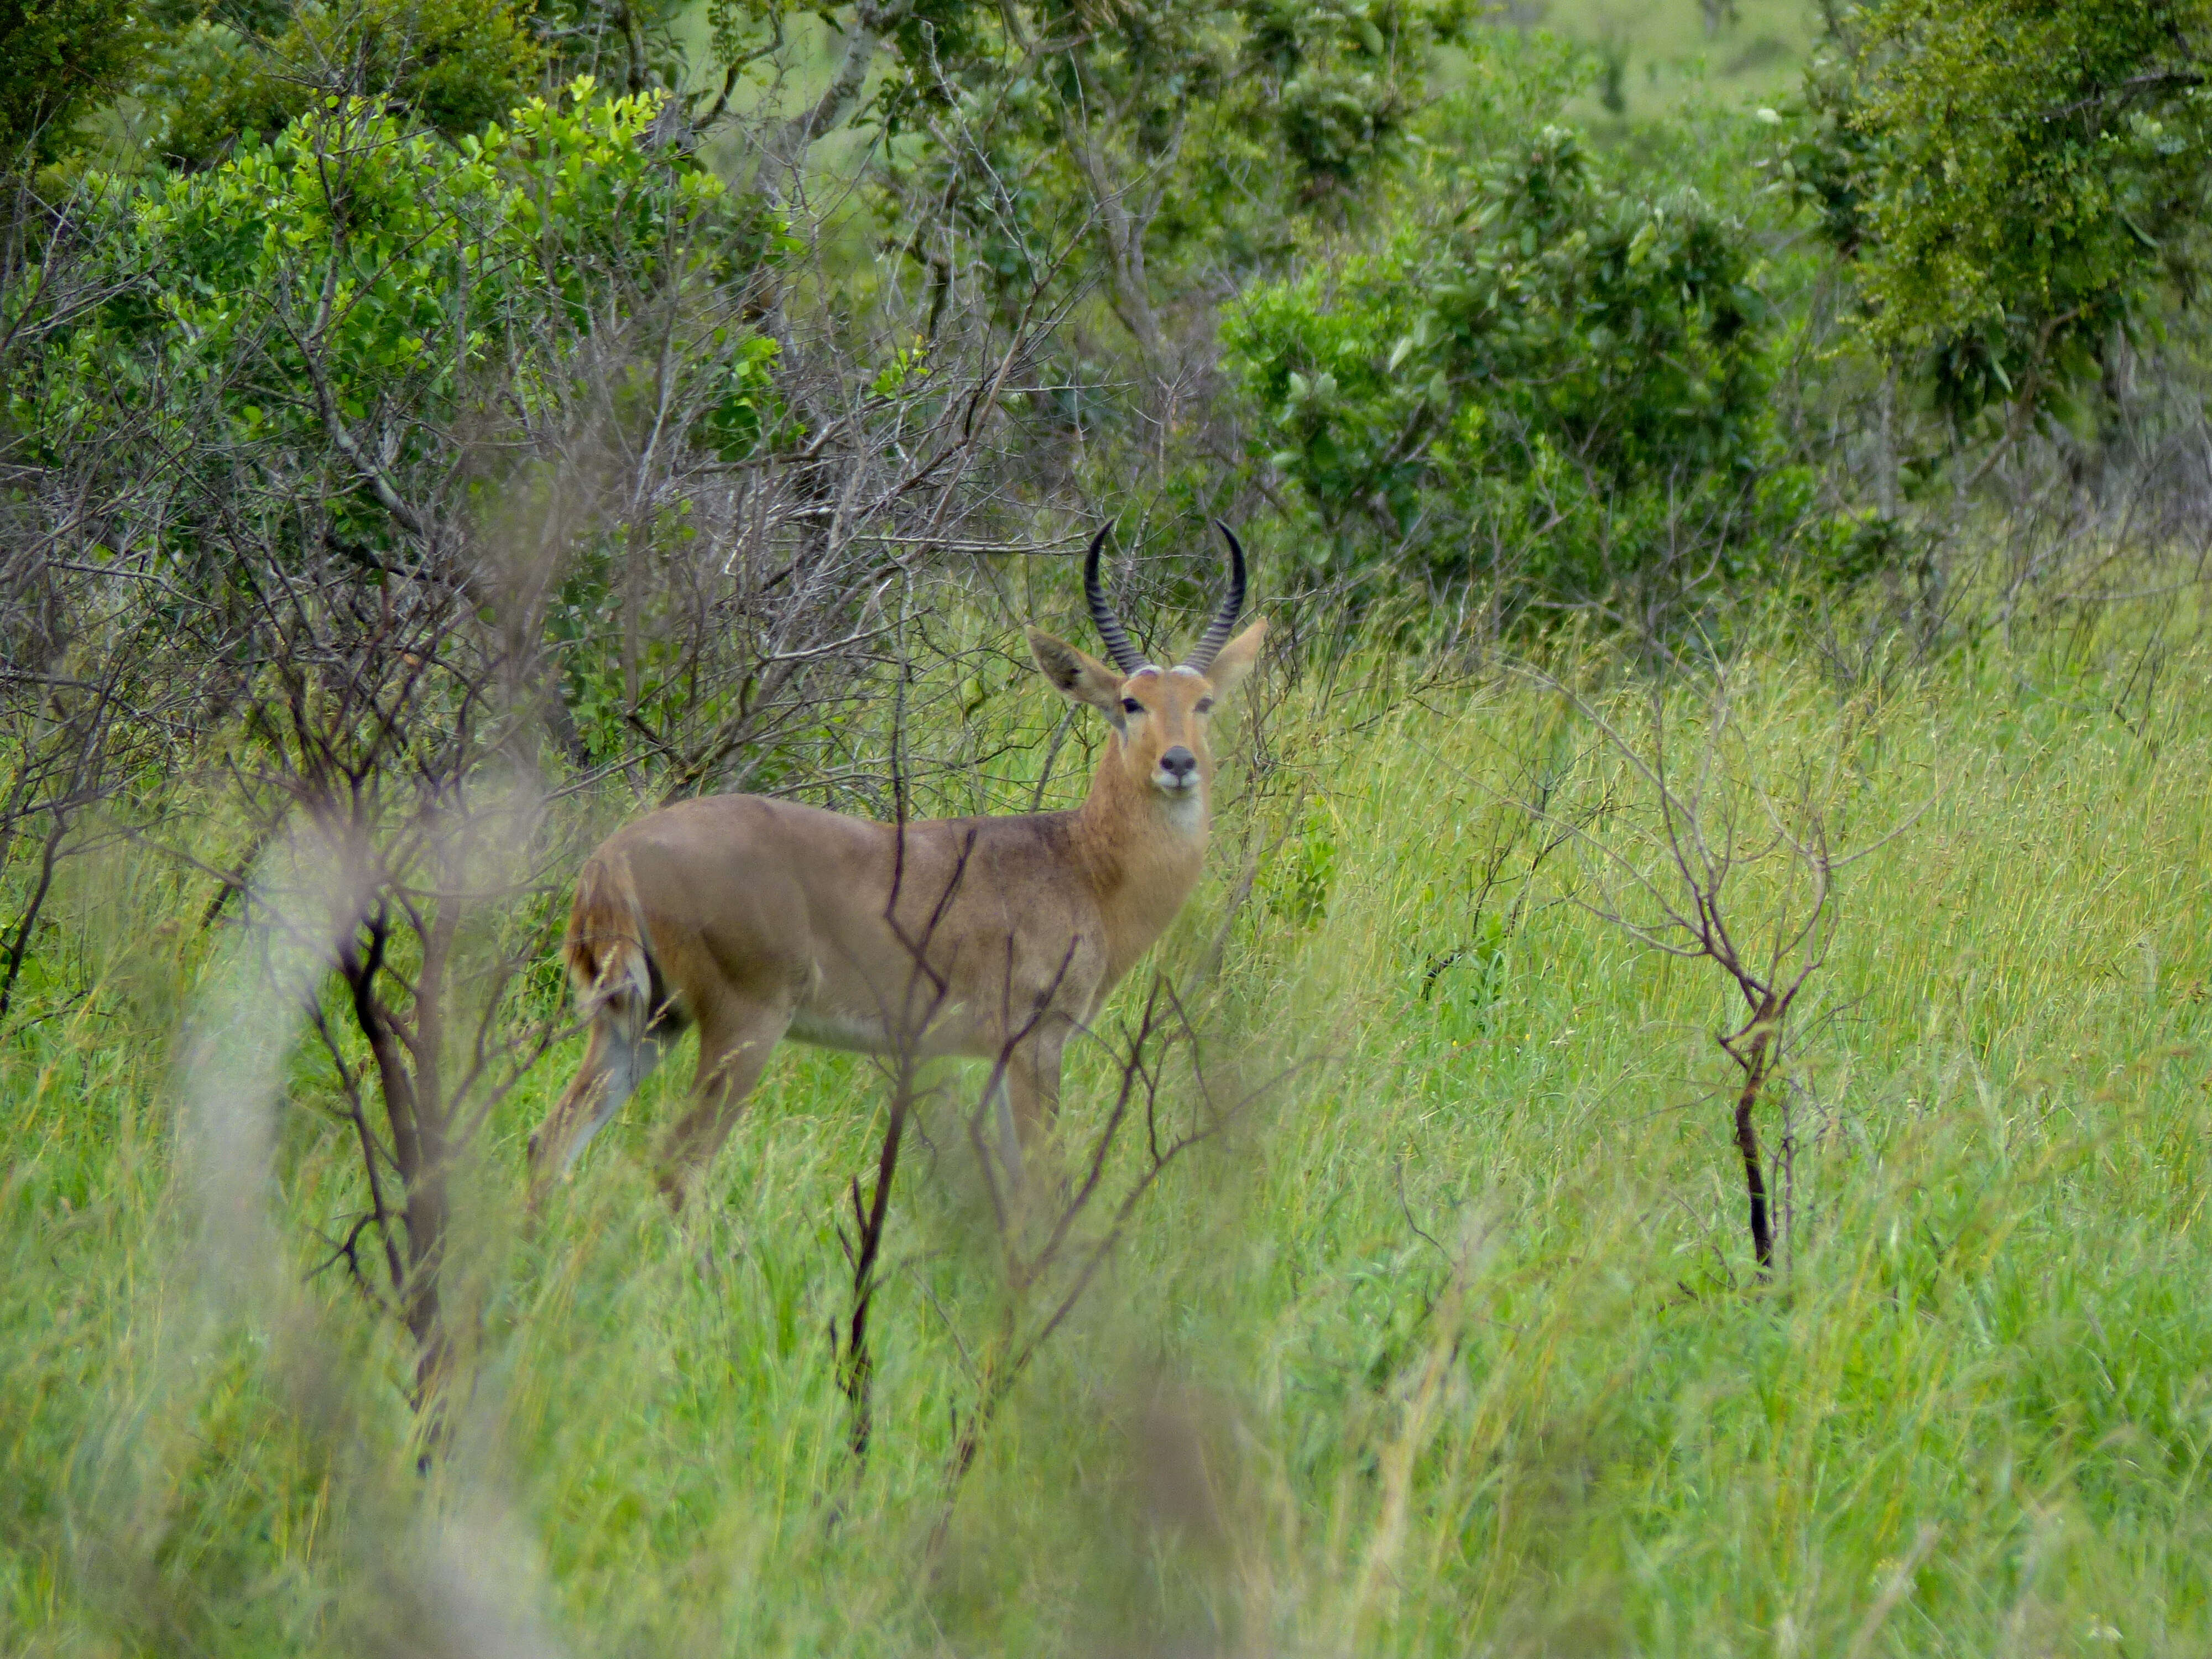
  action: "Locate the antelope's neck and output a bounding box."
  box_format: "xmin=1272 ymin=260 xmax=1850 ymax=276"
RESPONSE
xmin=1074 ymin=746 xmax=1211 ymax=978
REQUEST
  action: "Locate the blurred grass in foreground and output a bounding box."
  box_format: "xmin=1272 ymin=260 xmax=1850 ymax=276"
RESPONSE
xmin=6 ymin=587 xmax=2212 ymax=1657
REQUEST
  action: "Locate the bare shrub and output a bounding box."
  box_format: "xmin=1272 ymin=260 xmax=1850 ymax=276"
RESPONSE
xmin=1516 ymin=658 xmax=1915 ymax=1277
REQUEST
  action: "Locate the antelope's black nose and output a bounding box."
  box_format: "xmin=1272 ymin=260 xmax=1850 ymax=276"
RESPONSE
xmin=1159 ymin=746 xmax=1197 ymax=786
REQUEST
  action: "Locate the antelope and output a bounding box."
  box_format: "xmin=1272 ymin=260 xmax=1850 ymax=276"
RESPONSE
xmin=526 ymin=523 xmax=1265 ymax=1207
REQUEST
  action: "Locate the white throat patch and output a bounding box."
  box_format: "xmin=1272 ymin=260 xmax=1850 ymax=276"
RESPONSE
xmin=1156 ymin=782 xmax=1205 ymax=830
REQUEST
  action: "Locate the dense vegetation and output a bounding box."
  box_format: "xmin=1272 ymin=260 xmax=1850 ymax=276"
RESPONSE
xmin=6 ymin=0 xmax=2212 ymax=1652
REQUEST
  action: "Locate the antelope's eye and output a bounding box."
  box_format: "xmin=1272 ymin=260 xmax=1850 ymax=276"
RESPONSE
xmin=1194 ymin=697 xmax=1215 ymax=714
xmin=1121 ymin=697 xmax=1144 ymax=715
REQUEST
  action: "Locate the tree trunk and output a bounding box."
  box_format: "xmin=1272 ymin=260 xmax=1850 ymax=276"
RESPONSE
xmin=1730 ymin=1014 xmax=1775 ymax=1275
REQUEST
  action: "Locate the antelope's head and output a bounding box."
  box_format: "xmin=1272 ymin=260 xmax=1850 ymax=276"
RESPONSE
xmin=1027 ymin=522 xmax=1266 ymax=818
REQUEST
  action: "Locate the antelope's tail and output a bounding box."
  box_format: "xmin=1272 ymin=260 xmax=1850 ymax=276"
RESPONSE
xmin=564 ymin=852 xmax=661 ymax=1045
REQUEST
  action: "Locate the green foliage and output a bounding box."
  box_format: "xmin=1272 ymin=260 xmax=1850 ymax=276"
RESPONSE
xmin=1225 ymin=123 xmax=1838 ymax=603
xmin=870 ymin=0 xmax=1248 ymax=299
xmin=1265 ymin=799 xmax=1339 ymax=927
xmin=845 ymin=0 xmax=1473 ymax=369
xmin=140 ymin=0 xmax=545 ymax=166
xmin=13 ymin=80 xmax=783 ymax=562
xmin=1794 ymin=0 xmax=2212 ymax=424
xmin=863 ymin=0 xmax=1469 ymax=201
xmin=1240 ymin=0 xmax=1475 ymax=200
xmin=0 ymin=0 xmax=143 ymax=161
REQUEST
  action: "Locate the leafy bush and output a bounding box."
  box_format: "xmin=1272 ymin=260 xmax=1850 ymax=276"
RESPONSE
xmin=1842 ymin=0 xmax=2209 ymax=426
xmin=1761 ymin=0 xmax=2212 ymax=470
xmin=1241 ymin=0 xmax=1475 ymax=200
xmin=140 ymin=0 xmax=544 ymax=167
xmin=12 ymin=79 xmax=784 ymax=566
xmin=0 ymin=0 xmax=143 ymax=162
xmin=1225 ymin=125 xmax=1855 ymax=610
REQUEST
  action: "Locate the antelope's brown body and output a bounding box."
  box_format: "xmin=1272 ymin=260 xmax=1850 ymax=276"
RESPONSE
xmin=528 ymin=525 xmax=1264 ymax=1206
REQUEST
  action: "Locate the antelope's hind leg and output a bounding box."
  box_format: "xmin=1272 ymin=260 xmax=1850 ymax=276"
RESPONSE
xmin=654 ymin=999 xmax=794 ymax=1209
xmin=527 ymin=1008 xmax=672 ymax=1201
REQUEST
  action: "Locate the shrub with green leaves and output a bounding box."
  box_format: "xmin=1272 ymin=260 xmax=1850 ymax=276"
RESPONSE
xmin=1241 ymin=0 xmax=1477 ymax=201
xmin=1226 ymin=125 xmax=1845 ymax=608
xmin=12 ymin=79 xmax=785 ymax=570
xmin=0 ymin=0 xmax=143 ymax=163
xmin=1783 ymin=0 xmax=2210 ymax=430
xmin=140 ymin=0 xmax=545 ymax=168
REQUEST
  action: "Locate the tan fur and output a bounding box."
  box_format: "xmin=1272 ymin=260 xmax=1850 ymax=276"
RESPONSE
xmin=528 ymin=617 xmax=1266 ymax=1208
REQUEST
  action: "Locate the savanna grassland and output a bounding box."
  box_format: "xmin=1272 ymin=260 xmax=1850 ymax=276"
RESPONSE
xmin=8 ymin=581 xmax=2212 ymax=1656
xmin=10 ymin=0 xmax=2212 ymax=1651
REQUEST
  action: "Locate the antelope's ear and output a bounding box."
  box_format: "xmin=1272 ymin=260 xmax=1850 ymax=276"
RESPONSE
xmin=1027 ymin=628 xmax=1123 ymax=712
xmin=1204 ymin=619 xmax=1267 ymax=698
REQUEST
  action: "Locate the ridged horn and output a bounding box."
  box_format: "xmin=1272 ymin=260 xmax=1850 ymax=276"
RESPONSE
xmin=1084 ymin=523 xmax=1149 ymax=674
xmin=1179 ymin=520 xmax=1248 ymax=673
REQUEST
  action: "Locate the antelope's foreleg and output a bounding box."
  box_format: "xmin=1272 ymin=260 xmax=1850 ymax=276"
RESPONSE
xmin=1003 ymin=1024 xmax=1067 ymax=1145
xmin=992 ymin=1024 xmax=1068 ymax=1193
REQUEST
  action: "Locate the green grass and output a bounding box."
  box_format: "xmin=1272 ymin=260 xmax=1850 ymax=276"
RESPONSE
xmin=8 ymin=597 xmax=2212 ymax=1655
xmin=1508 ymin=0 xmax=1823 ymax=122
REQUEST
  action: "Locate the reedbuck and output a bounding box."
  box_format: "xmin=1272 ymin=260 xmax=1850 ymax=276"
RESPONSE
xmin=528 ymin=524 xmax=1265 ymax=1206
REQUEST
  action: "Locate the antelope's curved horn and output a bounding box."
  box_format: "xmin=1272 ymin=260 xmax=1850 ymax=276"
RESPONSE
xmin=1084 ymin=523 xmax=1149 ymax=674
xmin=1180 ymin=520 xmax=1248 ymax=673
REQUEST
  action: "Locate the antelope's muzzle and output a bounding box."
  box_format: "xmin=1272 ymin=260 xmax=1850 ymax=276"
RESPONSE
xmin=1156 ymin=746 xmax=1198 ymax=792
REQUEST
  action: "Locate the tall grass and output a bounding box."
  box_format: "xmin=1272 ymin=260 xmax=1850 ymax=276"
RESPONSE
xmin=7 ymin=597 xmax=2212 ymax=1656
